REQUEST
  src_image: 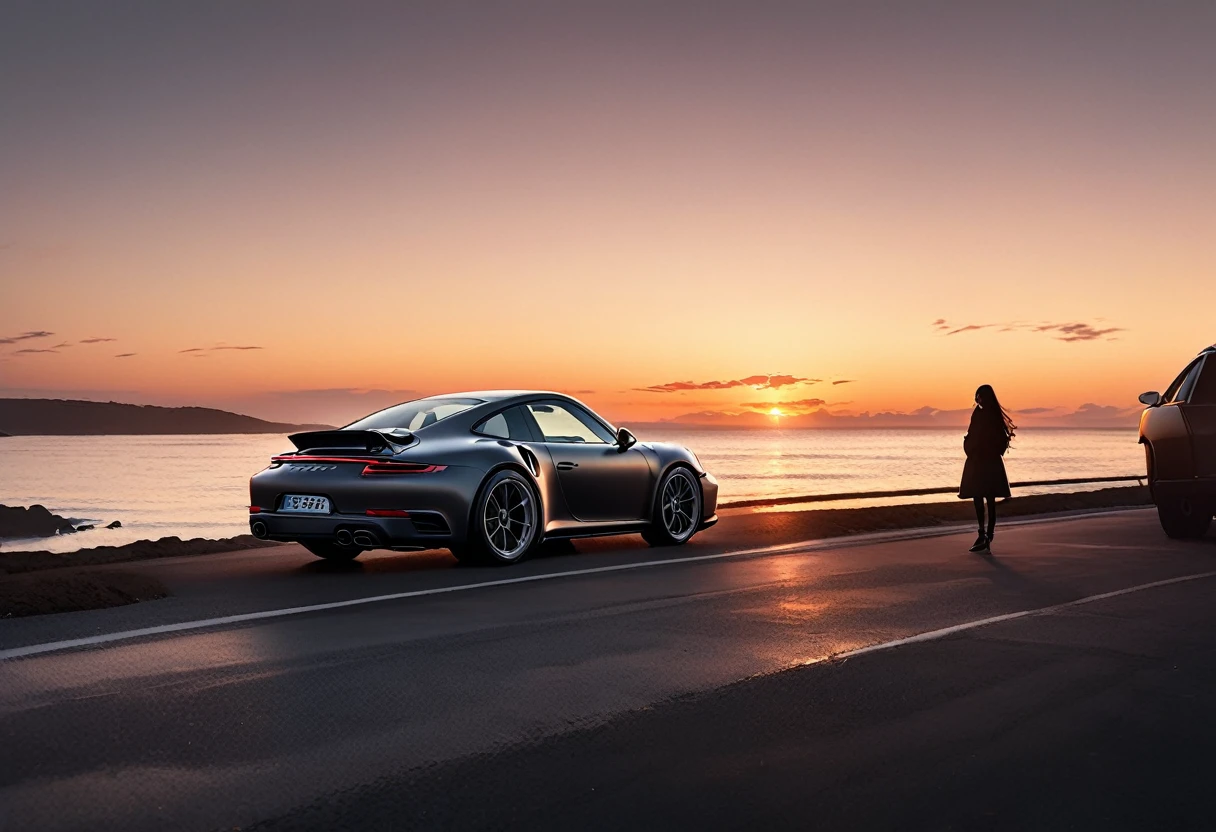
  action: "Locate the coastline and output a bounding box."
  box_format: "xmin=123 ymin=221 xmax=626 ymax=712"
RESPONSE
xmin=1 ymin=485 xmax=1150 ymax=576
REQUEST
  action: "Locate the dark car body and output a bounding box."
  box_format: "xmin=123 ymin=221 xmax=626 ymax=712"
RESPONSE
xmin=249 ymin=391 xmax=718 ymax=562
xmin=1138 ymin=345 xmax=1216 ymax=538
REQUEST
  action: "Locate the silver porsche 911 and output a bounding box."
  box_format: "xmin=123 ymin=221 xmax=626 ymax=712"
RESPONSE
xmin=249 ymin=391 xmax=719 ymax=564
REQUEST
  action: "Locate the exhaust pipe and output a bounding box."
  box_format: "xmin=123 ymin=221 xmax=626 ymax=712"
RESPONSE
xmin=335 ymin=529 xmax=354 ymax=546
xmin=352 ymin=530 xmax=377 ymax=548
xmin=251 ymin=521 xmax=268 ymax=539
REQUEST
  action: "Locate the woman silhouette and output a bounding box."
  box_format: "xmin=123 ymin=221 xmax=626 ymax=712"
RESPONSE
xmin=959 ymin=384 xmax=1015 ymax=553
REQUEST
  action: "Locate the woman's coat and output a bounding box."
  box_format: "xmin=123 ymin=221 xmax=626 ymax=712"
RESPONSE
xmin=959 ymin=406 xmax=1011 ymax=498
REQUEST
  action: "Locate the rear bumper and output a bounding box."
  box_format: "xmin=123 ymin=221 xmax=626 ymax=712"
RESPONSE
xmin=249 ymin=462 xmax=483 ymax=548
xmin=249 ymin=510 xmax=462 ymax=549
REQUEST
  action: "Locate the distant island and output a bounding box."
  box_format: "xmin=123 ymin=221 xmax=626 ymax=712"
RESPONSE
xmin=0 ymin=399 xmax=332 ymax=436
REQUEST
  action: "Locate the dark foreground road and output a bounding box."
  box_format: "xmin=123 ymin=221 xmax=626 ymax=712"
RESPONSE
xmin=3 ymin=508 xmax=1215 ymax=830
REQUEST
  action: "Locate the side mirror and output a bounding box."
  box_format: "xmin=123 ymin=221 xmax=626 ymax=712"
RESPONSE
xmin=616 ymin=427 xmax=637 ymax=451
xmin=1138 ymin=391 xmax=1163 ymax=407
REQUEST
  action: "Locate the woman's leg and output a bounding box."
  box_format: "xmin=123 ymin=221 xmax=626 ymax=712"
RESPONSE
xmin=973 ymin=497 xmax=986 ymax=534
xmin=986 ymin=497 xmax=997 ymax=539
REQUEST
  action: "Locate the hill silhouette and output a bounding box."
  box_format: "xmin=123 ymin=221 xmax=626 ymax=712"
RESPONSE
xmin=0 ymin=399 xmax=331 ymax=436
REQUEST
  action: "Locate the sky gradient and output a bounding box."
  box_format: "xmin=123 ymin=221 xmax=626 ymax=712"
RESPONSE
xmin=2 ymin=1 xmax=1214 ymax=427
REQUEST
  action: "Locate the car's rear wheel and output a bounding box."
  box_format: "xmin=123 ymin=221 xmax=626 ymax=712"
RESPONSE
xmin=1157 ymin=496 xmax=1213 ymax=540
xmin=451 ymin=469 xmax=539 ymax=565
xmin=643 ymin=466 xmax=702 ymax=547
xmin=302 ymin=541 xmax=362 ymax=561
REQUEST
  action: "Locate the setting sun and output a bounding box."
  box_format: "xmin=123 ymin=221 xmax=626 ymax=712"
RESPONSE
xmin=770 ymin=408 xmax=782 ymax=417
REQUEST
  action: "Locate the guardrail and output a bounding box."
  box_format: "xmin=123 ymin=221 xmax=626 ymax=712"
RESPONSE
xmin=719 ymin=475 xmax=1146 ymax=510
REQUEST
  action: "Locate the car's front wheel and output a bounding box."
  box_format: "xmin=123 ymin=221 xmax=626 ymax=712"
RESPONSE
xmin=643 ymin=466 xmax=702 ymax=547
xmin=1157 ymin=496 xmax=1213 ymax=540
xmin=451 ymin=469 xmax=540 ymax=565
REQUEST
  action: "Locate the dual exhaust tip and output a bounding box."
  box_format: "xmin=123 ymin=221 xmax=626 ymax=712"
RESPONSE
xmin=336 ymin=529 xmax=378 ymax=548
xmin=251 ymin=522 xmax=377 ymax=548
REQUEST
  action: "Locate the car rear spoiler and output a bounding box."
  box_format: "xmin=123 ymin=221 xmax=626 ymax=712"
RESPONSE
xmin=286 ymin=429 xmax=415 ymax=453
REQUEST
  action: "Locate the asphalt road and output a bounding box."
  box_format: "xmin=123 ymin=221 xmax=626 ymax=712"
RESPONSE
xmin=2 ymin=507 xmax=1215 ymax=830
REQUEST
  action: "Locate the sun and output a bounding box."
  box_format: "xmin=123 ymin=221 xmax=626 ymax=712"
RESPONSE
xmin=769 ymin=407 xmax=782 ymax=417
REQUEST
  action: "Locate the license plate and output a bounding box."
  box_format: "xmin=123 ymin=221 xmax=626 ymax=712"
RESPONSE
xmin=280 ymin=495 xmax=331 ymax=513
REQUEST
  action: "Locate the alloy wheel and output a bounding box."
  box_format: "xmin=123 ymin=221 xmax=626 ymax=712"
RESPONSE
xmin=661 ymin=470 xmax=698 ymax=541
xmin=483 ymin=478 xmax=536 ymax=560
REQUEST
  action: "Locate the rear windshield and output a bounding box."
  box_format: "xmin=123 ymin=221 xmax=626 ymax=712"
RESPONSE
xmin=345 ymin=398 xmax=483 ymax=431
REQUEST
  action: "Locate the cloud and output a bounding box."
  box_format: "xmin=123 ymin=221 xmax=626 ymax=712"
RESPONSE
xmin=637 ymin=374 xmax=818 ymax=393
xmin=13 ymin=348 xmax=58 ymax=354
xmin=0 ymin=330 xmax=53 ymax=345
xmin=114 ymin=353 xmax=137 ymax=358
xmin=1033 ymin=322 xmax=1123 ymax=342
xmin=51 ymin=342 xmax=73 ymax=349
xmin=935 ymin=319 xmax=1123 ymax=342
xmin=1015 ymin=406 xmax=1061 ymax=415
xmin=180 ymin=344 xmax=264 ymax=354
xmin=831 ymin=379 xmax=855 ymax=385
xmin=79 ymin=337 xmax=116 ymax=344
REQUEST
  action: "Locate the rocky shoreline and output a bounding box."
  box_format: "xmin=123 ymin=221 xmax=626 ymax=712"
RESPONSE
xmin=0 ymin=504 xmax=122 ymax=541
xmin=1 ymin=535 xmax=283 ymax=575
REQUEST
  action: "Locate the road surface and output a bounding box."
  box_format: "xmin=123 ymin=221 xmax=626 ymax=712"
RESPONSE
xmin=2 ymin=507 xmax=1215 ymax=830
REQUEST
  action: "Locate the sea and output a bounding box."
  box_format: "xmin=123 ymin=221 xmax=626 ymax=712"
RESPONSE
xmin=0 ymin=428 xmax=1144 ymax=553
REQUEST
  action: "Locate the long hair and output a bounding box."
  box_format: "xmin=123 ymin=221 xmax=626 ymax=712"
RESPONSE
xmin=975 ymin=384 xmax=1016 ymax=447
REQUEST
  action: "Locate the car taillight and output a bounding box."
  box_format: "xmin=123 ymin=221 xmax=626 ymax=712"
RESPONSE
xmin=249 ymin=506 xmax=263 ymax=514
xmin=361 ymin=462 xmax=447 ymax=476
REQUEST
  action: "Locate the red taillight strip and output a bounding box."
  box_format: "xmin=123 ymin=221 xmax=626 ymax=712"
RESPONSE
xmin=249 ymin=506 xmax=263 ymax=514
xmin=366 ymin=509 xmax=411 ymax=517
xmin=361 ymin=463 xmax=447 ymax=476
xmin=270 ymin=455 xmax=445 ymax=475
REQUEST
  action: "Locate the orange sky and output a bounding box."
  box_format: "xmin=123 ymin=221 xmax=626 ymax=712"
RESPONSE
xmin=2 ymin=3 xmax=1214 ymax=427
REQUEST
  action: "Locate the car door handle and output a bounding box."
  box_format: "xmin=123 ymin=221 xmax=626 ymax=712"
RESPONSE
xmin=556 ymin=461 xmax=578 ymax=471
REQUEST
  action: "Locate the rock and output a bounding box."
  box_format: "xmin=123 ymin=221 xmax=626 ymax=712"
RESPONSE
xmin=0 ymin=505 xmax=77 ymax=539
xmin=75 ymin=524 xmax=95 ymax=532
xmin=106 ymin=520 xmax=122 ymax=529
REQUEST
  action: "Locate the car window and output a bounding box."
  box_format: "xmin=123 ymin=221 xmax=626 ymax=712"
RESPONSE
xmin=526 ymin=402 xmax=615 ymax=444
xmin=473 ymin=407 xmax=537 ymax=441
xmin=1167 ymin=360 xmax=1205 ymax=404
xmin=1188 ymin=357 xmax=1216 ymax=405
xmin=346 ymin=398 xmax=483 ymax=430
xmin=475 ymin=413 xmax=510 ymax=438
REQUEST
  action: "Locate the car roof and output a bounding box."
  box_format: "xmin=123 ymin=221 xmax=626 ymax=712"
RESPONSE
xmin=420 ymin=390 xmax=572 ymax=403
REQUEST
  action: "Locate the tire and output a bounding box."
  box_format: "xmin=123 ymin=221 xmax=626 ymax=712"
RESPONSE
xmin=302 ymin=541 xmax=362 ymax=562
xmin=452 ymin=469 xmax=540 ymax=565
xmin=1157 ymin=496 xmax=1213 ymax=540
xmin=643 ymin=466 xmax=703 ymax=547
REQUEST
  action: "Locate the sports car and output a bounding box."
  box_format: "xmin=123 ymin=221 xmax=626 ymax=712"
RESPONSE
xmin=249 ymin=391 xmax=719 ymax=564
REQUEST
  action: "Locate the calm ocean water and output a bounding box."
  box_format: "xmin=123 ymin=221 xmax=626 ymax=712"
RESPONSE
xmin=0 ymin=428 xmax=1144 ymax=553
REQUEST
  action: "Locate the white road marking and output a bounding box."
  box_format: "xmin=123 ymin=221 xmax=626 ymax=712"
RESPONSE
xmin=0 ymin=506 xmax=1153 ymax=661
xmin=834 ymin=570 xmax=1216 ymax=661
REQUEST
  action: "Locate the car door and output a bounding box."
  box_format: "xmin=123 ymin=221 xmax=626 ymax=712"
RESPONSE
xmin=1182 ymin=355 xmax=1216 ymax=479
xmin=1145 ymin=358 xmax=1204 ymax=481
xmin=523 ymin=401 xmax=653 ymax=522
